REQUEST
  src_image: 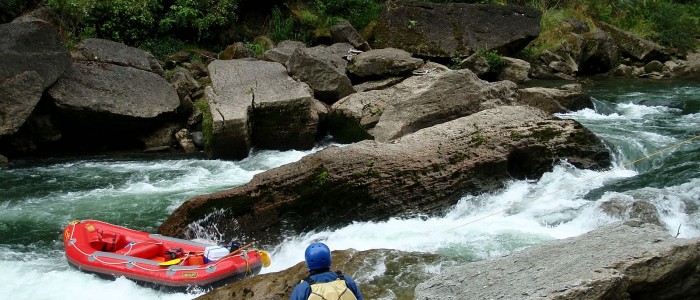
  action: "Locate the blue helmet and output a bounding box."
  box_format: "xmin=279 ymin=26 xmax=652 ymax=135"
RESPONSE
xmin=304 ymin=242 xmax=331 ymax=270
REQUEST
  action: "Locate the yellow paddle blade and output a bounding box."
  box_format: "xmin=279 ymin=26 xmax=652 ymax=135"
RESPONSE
xmin=159 ymin=258 xmax=181 ymax=266
xmin=260 ymin=250 xmax=272 ymax=267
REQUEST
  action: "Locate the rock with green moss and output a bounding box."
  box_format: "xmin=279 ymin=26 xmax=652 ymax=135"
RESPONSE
xmin=374 ymin=1 xmax=541 ymax=59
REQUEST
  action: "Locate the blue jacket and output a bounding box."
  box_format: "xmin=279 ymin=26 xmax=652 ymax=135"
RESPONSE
xmin=290 ymin=270 xmax=364 ymax=300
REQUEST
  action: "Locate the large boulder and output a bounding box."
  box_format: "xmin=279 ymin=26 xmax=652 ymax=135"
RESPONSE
xmin=48 ymin=61 xmax=179 ymax=119
xmin=0 ymin=71 xmax=43 ymax=137
xmin=498 ymin=57 xmax=531 ymax=83
xmin=205 ymin=59 xmax=318 ymax=159
xmin=330 ymin=21 xmax=371 ymax=51
xmin=158 ymin=105 xmax=611 ymax=243
xmin=595 ymin=21 xmax=668 ymax=62
xmin=519 ymin=84 xmax=593 ymax=114
xmin=330 ymin=68 xmax=520 ymax=143
xmin=0 ymin=20 xmax=71 ymax=139
xmin=674 ymin=51 xmax=700 ymax=79
xmin=346 ymin=48 xmax=424 ymax=79
xmin=0 ymin=20 xmax=71 ymax=89
xmin=287 ymin=46 xmax=356 ymax=104
xmin=44 ymin=39 xmax=180 ymax=150
xmin=262 ymin=40 xmax=306 ymax=66
xmin=374 ymin=1 xmax=541 ymax=59
xmin=415 ymin=220 xmax=700 ymax=299
xmin=71 ymin=38 xmax=164 ymax=75
xmin=580 ymin=29 xmax=619 ymax=75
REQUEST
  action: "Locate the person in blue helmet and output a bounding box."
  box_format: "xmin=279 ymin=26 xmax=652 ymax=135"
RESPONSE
xmin=290 ymin=242 xmax=364 ymax=300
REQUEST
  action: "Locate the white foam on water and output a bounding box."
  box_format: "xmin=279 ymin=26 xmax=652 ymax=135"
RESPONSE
xmin=262 ymin=162 xmax=646 ymax=274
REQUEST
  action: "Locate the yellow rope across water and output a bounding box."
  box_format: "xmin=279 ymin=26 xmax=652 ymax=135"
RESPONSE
xmin=445 ymin=133 xmax=700 ymax=232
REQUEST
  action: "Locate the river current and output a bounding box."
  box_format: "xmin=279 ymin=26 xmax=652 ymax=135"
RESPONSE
xmin=1 ymin=79 xmax=698 ymax=299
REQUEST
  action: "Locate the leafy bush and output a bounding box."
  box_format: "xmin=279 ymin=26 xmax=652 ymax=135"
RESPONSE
xmin=245 ymin=42 xmax=268 ymax=58
xmin=44 ymin=0 xmax=160 ymax=45
xmin=159 ymin=0 xmax=238 ymax=43
xmin=268 ymin=6 xmax=309 ymax=43
xmin=646 ymin=2 xmax=699 ymax=52
xmin=315 ymin=0 xmax=381 ymax=30
xmin=137 ymin=37 xmax=186 ymax=60
xmin=479 ymin=49 xmax=506 ymax=73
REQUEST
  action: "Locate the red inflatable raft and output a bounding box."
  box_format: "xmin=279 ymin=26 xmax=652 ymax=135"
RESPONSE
xmin=63 ymin=220 xmax=270 ymax=290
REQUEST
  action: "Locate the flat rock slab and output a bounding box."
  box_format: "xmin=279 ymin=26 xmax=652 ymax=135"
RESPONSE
xmin=415 ymin=220 xmax=700 ymax=299
xmin=49 ymin=61 xmax=178 ymax=118
xmin=206 ymin=59 xmax=315 ymax=159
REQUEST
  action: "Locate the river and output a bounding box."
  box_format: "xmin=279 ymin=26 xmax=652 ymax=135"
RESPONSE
xmin=1 ymin=79 xmax=698 ymax=299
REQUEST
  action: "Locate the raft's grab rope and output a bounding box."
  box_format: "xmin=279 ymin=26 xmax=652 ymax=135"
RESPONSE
xmin=67 ymin=223 xmax=253 ymax=273
xmin=445 ymin=133 xmax=700 ymax=232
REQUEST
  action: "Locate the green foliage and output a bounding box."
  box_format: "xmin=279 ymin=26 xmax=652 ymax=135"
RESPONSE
xmin=245 ymin=42 xmax=268 ymax=58
xmin=137 ymin=37 xmax=186 ymax=60
xmin=159 ymin=0 xmax=238 ymax=42
xmin=315 ymin=0 xmax=381 ymax=30
xmin=479 ymin=49 xmax=506 ymax=73
xmin=450 ymin=56 xmax=462 ymax=70
xmin=194 ymin=100 xmax=213 ymax=149
xmin=316 ymin=168 xmax=329 ymax=185
xmin=646 ymin=2 xmax=699 ymax=52
xmin=268 ymin=7 xmax=308 ymax=43
xmin=44 ymin=0 xmax=160 ymax=44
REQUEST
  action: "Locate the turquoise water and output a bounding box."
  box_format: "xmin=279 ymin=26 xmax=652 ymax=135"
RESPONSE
xmin=1 ymin=79 xmax=698 ymax=299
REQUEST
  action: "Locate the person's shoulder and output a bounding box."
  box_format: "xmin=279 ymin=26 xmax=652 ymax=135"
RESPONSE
xmin=290 ymin=280 xmax=311 ymax=300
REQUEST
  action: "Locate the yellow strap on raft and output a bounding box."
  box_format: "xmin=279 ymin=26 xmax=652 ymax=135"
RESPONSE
xmin=159 ymin=258 xmax=182 ymax=266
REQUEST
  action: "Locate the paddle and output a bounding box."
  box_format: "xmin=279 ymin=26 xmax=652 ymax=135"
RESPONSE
xmin=219 ymin=241 xmax=256 ymax=260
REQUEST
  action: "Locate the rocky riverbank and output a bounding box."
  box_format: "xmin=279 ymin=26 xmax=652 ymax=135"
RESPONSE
xmin=191 ymin=220 xmax=700 ymax=299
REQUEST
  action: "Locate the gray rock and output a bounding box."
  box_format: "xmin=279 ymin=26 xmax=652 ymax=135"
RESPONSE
xmin=609 ymin=64 xmax=644 ymax=78
xmin=72 ymin=38 xmax=163 ymax=75
xmin=206 ymin=59 xmax=317 ymax=159
xmin=415 ymin=220 xmax=700 ymax=299
xmin=0 ymin=71 xmax=43 ymax=136
xmin=330 ymin=21 xmax=371 ymax=51
xmin=346 ymin=48 xmax=424 ymax=78
xmin=498 ymin=57 xmax=531 ymax=83
xmin=191 ymin=131 xmax=204 ymax=148
xmin=175 ymin=128 xmax=196 ymax=153
xmin=287 ymin=47 xmax=355 ymax=103
xmin=220 ymin=42 xmax=255 ymax=60
xmin=261 ymin=40 xmax=306 ymax=66
xmin=676 ymin=51 xmax=700 ymax=79
xmin=519 ymin=84 xmax=593 ymax=114
xmin=595 ymin=21 xmax=668 ymax=62
xmin=580 ymin=29 xmax=619 ymax=74
xmin=644 ymin=60 xmax=664 ymax=73
xmin=374 ymin=2 xmax=541 ymax=58
xmin=353 ymin=77 xmax=405 ymax=92
xmin=331 ymin=68 xmax=520 ymax=143
xmin=459 ymin=52 xmax=490 ymax=76
xmin=0 ymin=20 xmax=71 ymax=89
xmin=139 ymin=123 xmax=179 ymax=149
xmin=49 ymin=61 xmax=179 ymax=118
